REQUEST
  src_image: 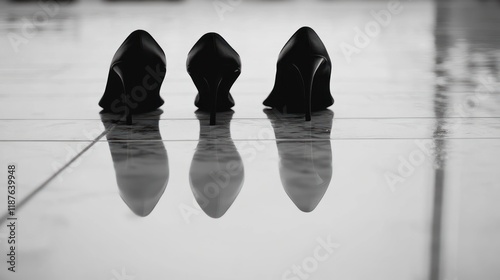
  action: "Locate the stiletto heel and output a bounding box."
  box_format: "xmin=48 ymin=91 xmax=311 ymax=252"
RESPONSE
xmin=292 ymin=56 xmax=325 ymax=121
xmin=187 ymin=33 xmax=241 ymax=126
xmin=202 ymin=75 xmax=223 ymax=125
xmin=264 ymin=27 xmax=333 ymax=121
xmin=111 ymin=63 xmax=138 ymax=124
xmin=126 ymin=113 xmax=132 ymax=125
xmin=99 ymin=30 xmax=166 ymax=124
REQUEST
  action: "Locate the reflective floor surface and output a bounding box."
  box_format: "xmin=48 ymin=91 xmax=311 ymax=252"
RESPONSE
xmin=0 ymin=0 xmax=500 ymax=279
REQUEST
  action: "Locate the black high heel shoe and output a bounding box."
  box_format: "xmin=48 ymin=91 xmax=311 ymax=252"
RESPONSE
xmin=99 ymin=30 xmax=167 ymax=125
xmin=187 ymin=33 xmax=241 ymax=126
xmin=263 ymin=27 xmax=333 ymax=121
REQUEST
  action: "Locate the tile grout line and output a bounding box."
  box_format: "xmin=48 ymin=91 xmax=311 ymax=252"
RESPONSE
xmin=2 ymin=116 xmax=500 ymax=121
xmin=1 ymin=137 xmax=500 ymax=142
xmin=0 ymin=123 xmax=117 ymax=225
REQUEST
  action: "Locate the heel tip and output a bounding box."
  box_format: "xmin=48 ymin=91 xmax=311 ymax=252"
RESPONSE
xmin=210 ymin=113 xmax=216 ymax=125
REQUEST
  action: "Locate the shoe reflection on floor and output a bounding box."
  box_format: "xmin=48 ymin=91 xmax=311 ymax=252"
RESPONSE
xmin=265 ymin=109 xmax=333 ymax=212
xmin=100 ymin=110 xmax=169 ymax=217
xmin=189 ymin=110 xmax=245 ymax=219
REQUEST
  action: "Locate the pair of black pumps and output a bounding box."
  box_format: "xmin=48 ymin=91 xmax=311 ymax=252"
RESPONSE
xmin=99 ymin=26 xmax=334 ymax=125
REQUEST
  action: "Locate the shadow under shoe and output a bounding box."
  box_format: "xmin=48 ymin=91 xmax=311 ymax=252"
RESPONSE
xmin=265 ymin=108 xmax=333 ymax=212
xmin=100 ymin=109 xmax=169 ymax=217
xmin=264 ymin=26 xmax=334 ymax=121
xmin=187 ymin=32 xmax=241 ymax=125
xmin=189 ymin=110 xmax=245 ymax=218
xmin=99 ymin=30 xmax=167 ymax=122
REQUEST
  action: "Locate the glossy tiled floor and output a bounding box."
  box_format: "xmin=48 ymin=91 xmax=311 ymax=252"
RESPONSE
xmin=1 ymin=0 xmax=500 ymax=279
